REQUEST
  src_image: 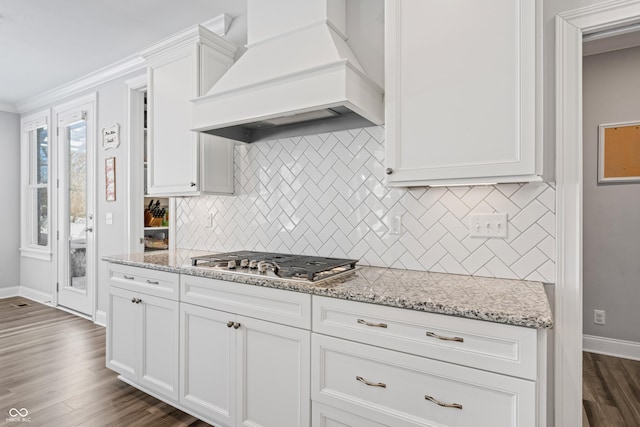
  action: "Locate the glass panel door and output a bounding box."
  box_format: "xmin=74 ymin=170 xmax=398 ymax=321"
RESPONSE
xmin=67 ymin=121 xmax=88 ymax=291
xmin=56 ymin=98 xmax=95 ymax=317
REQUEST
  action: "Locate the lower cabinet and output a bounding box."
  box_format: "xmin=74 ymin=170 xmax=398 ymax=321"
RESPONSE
xmin=180 ymin=301 xmax=311 ymax=427
xmin=106 ymin=285 xmax=180 ymax=401
xmin=312 ymin=334 xmax=535 ymax=427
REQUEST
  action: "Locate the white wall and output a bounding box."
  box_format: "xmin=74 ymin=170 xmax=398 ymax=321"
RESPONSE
xmin=0 ymin=111 xmax=20 ymax=291
xmin=582 ymin=46 xmax=640 ymax=343
xmin=20 ymin=72 xmax=143 ymax=313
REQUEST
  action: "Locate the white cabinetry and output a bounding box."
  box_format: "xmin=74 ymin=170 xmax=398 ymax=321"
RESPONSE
xmin=106 ymin=265 xmax=180 ymax=401
xmin=385 ymin=0 xmax=543 ymax=186
xmin=179 ymin=274 xmax=311 ymax=427
xmin=141 ymin=25 xmax=236 ymax=196
xmin=311 ymin=296 xmax=546 ymax=427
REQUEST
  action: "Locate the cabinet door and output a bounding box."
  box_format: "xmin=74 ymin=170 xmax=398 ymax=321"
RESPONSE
xmin=236 ymin=316 xmax=311 ymax=427
xmin=147 ymin=48 xmax=200 ymax=195
xmin=106 ymin=286 xmax=139 ymax=382
xmin=180 ymin=302 xmax=237 ymax=427
xmin=385 ymin=0 xmax=538 ymax=186
xmin=139 ymin=294 xmax=180 ymax=401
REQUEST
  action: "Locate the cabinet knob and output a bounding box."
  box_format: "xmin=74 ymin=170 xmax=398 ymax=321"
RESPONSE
xmin=136 ymin=298 xmax=142 ymax=304
xmin=233 ymin=322 xmax=241 ymax=329
xmin=227 ymin=321 xmax=234 ymax=328
xmin=385 ymin=168 xmax=393 ymax=175
xmin=190 ymin=182 xmax=196 ymax=187
xmin=131 ymin=298 xmax=136 ymax=303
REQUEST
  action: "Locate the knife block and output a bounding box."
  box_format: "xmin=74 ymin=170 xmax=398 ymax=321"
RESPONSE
xmin=144 ymin=209 xmax=162 ymax=227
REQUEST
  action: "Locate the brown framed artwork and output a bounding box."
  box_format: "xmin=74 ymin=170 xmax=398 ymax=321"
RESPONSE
xmin=105 ymin=157 xmax=116 ymax=201
xmin=598 ymin=121 xmax=640 ymax=183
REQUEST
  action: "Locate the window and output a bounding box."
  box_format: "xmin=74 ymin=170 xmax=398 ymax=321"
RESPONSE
xmin=21 ymin=112 xmax=51 ymax=257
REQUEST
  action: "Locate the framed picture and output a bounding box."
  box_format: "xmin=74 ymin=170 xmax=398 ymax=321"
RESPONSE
xmin=102 ymin=123 xmax=120 ymax=150
xmin=598 ymin=121 xmax=640 ymax=183
xmin=105 ymin=157 xmax=116 ymax=201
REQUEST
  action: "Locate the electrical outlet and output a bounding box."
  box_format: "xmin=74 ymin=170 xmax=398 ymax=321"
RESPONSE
xmin=105 ymin=212 xmax=113 ymax=225
xmin=594 ymin=309 xmax=606 ymax=325
xmin=468 ymin=213 xmax=508 ymax=238
xmin=389 ymin=214 xmax=402 ymax=235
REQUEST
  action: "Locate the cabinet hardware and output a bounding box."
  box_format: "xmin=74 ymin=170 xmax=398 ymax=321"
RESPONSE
xmin=190 ymin=182 xmax=196 ymax=187
xmin=357 ymin=319 xmax=388 ymax=328
xmin=425 ymin=395 xmax=463 ymax=410
xmin=355 ymin=376 xmax=386 ymax=388
xmin=233 ymin=322 xmax=241 ymax=329
xmin=131 ymin=298 xmax=136 ymax=303
xmin=425 ymin=332 xmax=464 ymax=342
xmin=135 ymin=298 xmax=142 ymax=304
xmin=227 ymin=321 xmax=234 ymax=328
xmin=385 ymin=168 xmax=393 ymax=175
xmin=124 ymin=275 xmax=135 ymax=280
xmin=146 ymin=280 xmax=159 ymax=285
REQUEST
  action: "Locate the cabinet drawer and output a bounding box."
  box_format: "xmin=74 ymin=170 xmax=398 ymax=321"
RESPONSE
xmin=108 ymin=264 xmax=179 ymax=300
xmin=313 ymin=402 xmax=388 ymax=427
xmin=312 ymin=296 xmax=537 ymax=379
xmin=312 ymin=334 xmax=536 ymax=427
xmin=181 ymin=274 xmax=311 ymax=329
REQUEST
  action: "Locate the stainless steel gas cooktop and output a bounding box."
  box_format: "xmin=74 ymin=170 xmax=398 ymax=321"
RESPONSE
xmin=191 ymin=251 xmax=358 ymax=283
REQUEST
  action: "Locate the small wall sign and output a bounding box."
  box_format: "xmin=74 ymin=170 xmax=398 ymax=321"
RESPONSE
xmin=102 ymin=123 xmax=120 ymax=150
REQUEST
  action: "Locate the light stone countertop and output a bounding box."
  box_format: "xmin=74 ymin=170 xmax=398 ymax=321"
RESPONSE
xmin=103 ymin=250 xmax=553 ymax=329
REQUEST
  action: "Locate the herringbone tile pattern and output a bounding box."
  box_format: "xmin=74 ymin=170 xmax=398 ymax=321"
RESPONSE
xmin=176 ymin=126 xmax=555 ymax=282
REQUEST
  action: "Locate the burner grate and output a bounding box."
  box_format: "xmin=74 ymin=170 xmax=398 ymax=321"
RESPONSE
xmin=191 ymin=251 xmax=358 ymax=282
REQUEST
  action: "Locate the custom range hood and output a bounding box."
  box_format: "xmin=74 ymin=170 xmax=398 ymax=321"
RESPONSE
xmin=192 ymin=0 xmax=384 ymax=143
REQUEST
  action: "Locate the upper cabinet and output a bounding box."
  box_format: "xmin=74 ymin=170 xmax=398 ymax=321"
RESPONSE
xmin=142 ymin=26 xmax=237 ymax=196
xmin=384 ymin=0 xmax=544 ymax=187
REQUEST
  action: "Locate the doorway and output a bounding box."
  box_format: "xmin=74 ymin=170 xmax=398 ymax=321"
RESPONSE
xmin=55 ymin=95 xmax=97 ymax=317
xmin=555 ymin=2 xmax=640 ymax=426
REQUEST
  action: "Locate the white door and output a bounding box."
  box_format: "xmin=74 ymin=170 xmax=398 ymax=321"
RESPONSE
xmin=56 ymin=97 xmax=96 ymax=316
xmin=236 ymin=315 xmax=311 ymax=427
xmin=139 ymin=293 xmax=179 ymax=401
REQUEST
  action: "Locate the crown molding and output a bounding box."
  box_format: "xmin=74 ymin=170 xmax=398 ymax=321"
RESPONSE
xmin=201 ymin=13 xmax=233 ymax=36
xmin=0 ymin=102 xmax=18 ymax=114
xmin=16 ymin=54 xmax=145 ymax=114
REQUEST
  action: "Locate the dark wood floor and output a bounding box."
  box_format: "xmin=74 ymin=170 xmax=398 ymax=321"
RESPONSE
xmin=0 ymin=297 xmax=212 ymax=427
xmin=583 ymin=351 xmax=640 ymax=427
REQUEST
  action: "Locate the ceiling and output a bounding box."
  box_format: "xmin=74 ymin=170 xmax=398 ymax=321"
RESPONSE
xmin=0 ymin=0 xmax=247 ymax=110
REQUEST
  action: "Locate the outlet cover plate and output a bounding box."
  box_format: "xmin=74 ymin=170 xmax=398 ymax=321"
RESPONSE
xmin=469 ymin=213 xmax=508 ymax=238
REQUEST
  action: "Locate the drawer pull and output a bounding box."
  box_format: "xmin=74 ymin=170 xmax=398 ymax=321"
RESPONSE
xmin=426 ymin=331 xmax=464 ymax=342
xmin=357 ymin=319 xmax=388 ymax=328
xmin=356 ymin=376 xmax=386 ymax=388
xmin=123 ymin=275 xmax=135 ymax=280
xmin=146 ymin=279 xmax=160 ymax=285
xmin=425 ymin=395 xmax=463 ymax=410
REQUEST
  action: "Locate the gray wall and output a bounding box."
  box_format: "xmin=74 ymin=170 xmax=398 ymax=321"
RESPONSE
xmin=0 ymin=111 xmax=20 ymax=290
xmin=582 ymin=46 xmax=640 ymax=343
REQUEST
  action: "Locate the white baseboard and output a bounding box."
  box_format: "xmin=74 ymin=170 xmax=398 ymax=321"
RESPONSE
xmin=95 ymin=310 xmax=107 ymax=327
xmin=583 ymin=334 xmax=640 ymax=361
xmin=0 ymin=287 xmax=19 ymax=299
xmin=19 ymin=287 xmax=54 ymax=306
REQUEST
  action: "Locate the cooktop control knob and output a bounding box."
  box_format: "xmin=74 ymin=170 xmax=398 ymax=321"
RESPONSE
xmin=258 ymin=262 xmax=267 ymax=274
xmin=227 ymin=260 xmax=237 ymax=269
xmin=240 ymin=259 xmax=249 ymax=268
xmin=249 ymin=260 xmax=258 ymax=269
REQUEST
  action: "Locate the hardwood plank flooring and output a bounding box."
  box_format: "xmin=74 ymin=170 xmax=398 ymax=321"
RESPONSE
xmin=0 ymin=297 xmax=212 ymax=427
xmin=583 ymin=351 xmax=640 ymax=427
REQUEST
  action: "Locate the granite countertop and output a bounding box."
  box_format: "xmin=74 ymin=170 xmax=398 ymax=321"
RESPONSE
xmin=103 ymin=250 xmax=553 ymax=329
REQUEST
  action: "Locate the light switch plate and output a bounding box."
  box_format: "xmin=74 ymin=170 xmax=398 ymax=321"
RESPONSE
xmin=468 ymin=213 xmax=508 ymax=238
xmin=106 ymin=212 xmax=113 ymax=225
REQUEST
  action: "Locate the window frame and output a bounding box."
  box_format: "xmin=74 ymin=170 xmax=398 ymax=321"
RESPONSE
xmin=20 ymin=110 xmax=53 ymax=260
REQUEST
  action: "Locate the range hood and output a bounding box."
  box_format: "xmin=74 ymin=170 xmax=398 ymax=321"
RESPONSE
xmin=192 ymin=0 xmax=384 ymax=143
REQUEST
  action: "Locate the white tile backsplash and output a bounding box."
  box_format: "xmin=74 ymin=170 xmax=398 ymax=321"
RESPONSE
xmin=176 ymin=126 xmax=556 ymax=282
